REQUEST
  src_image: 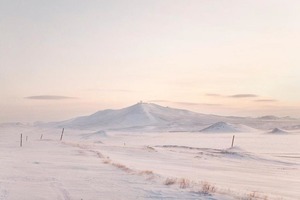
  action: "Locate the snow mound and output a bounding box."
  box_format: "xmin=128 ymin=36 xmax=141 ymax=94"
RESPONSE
xmin=200 ymin=122 xmax=237 ymax=133
xmin=81 ymin=131 xmax=108 ymax=139
xmin=282 ymin=125 xmax=300 ymax=130
xmin=268 ymin=128 xmax=288 ymax=134
xmin=200 ymin=122 xmax=256 ymax=133
xmin=220 ymin=146 xmax=255 ymax=159
xmin=0 ymin=122 xmax=26 ymax=128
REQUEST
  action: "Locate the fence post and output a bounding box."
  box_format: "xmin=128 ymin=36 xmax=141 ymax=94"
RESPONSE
xmin=231 ymin=135 xmax=235 ymax=148
xmin=60 ymin=128 xmax=64 ymax=141
xmin=20 ymin=134 xmax=23 ymax=147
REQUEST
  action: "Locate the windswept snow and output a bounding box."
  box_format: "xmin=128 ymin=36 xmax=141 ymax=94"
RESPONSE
xmin=81 ymin=130 xmax=108 ymax=139
xmin=1 ymin=125 xmax=300 ymax=199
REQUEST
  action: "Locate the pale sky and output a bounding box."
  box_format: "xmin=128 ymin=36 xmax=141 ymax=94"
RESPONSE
xmin=1 ymin=0 xmax=300 ymax=123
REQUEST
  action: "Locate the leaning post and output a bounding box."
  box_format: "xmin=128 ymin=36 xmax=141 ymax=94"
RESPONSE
xmin=60 ymin=128 xmax=64 ymax=141
xmin=231 ymin=135 xmax=235 ymax=148
xmin=20 ymin=134 xmax=23 ymax=147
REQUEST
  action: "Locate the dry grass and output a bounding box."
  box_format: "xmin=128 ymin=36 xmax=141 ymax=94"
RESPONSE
xmin=139 ymin=170 xmax=154 ymax=175
xmin=178 ymin=178 xmax=190 ymax=189
xmin=139 ymin=170 xmax=155 ymax=181
xmin=245 ymin=192 xmax=256 ymax=200
xmin=145 ymin=175 xmax=155 ymax=181
xmin=244 ymin=191 xmax=266 ymax=200
xmin=145 ymin=146 xmax=156 ymax=151
xmin=96 ymin=152 xmax=104 ymax=158
xmin=201 ymin=181 xmax=216 ymax=194
xmin=263 ymin=196 xmax=269 ymax=200
xmin=103 ymin=159 xmax=111 ymax=164
xmin=112 ymin=163 xmax=132 ymax=173
xmin=164 ymin=178 xmax=177 ymax=185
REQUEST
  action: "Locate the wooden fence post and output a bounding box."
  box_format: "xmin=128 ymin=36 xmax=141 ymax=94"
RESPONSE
xmin=60 ymin=128 xmax=64 ymax=141
xmin=231 ymin=135 xmax=235 ymax=148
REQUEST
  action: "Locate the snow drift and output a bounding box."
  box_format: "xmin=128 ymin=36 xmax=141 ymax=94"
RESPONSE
xmin=200 ymin=122 xmax=257 ymax=133
xmin=268 ymin=128 xmax=288 ymax=134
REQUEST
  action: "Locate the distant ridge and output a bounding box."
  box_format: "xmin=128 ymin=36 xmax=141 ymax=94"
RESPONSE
xmin=200 ymin=122 xmax=257 ymax=133
xmin=257 ymin=115 xmax=296 ymax=120
xmin=282 ymin=125 xmax=300 ymax=130
xmin=268 ymin=128 xmax=288 ymax=134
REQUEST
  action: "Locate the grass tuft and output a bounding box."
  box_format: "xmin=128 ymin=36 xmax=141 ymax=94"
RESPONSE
xmin=112 ymin=163 xmax=132 ymax=173
xmin=178 ymin=178 xmax=190 ymax=189
xmin=164 ymin=178 xmax=177 ymax=185
xmin=139 ymin=170 xmax=154 ymax=175
xmin=201 ymin=181 xmax=216 ymax=194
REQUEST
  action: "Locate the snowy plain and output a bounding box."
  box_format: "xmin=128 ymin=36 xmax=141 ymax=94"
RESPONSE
xmin=0 ymin=125 xmax=299 ymax=200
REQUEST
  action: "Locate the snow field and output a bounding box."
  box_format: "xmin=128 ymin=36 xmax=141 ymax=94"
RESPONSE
xmin=2 ymin=125 xmax=298 ymax=199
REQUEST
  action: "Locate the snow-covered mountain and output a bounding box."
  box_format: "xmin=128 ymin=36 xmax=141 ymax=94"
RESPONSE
xmin=43 ymin=102 xmax=300 ymax=132
xmin=49 ymin=102 xmax=217 ymax=131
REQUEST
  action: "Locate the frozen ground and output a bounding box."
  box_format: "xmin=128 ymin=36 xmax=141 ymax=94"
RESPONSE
xmin=0 ymin=125 xmax=299 ymax=200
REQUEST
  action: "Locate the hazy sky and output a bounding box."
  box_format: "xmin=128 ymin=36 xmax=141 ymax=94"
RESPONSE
xmin=1 ymin=0 xmax=300 ymax=122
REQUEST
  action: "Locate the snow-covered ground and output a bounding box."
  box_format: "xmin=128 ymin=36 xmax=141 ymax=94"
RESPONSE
xmin=0 ymin=125 xmax=299 ymax=200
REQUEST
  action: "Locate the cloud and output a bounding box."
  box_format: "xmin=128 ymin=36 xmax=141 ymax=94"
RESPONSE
xmin=200 ymin=103 xmax=222 ymax=106
xmin=206 ymin=93 xmax=258 ymax=98
xmin=206 ymin=93 xmax=223 ymax=97
xmin=148 ymin=100 xmax=222 ymax=106
xmin=147 ymin=100 xmax=170 ymax=103
xmin=85 ymin=89 xmax=135 ymax=93
xmin=175 ymin=102 xmax=205 ymax=106
xmin=175 ymin=102 xmax=221 ymax=106
xmin=254 ymin=99 xmax=277 ymax=102
xmin=228 ymin=94 xmax=258 ymax=98
xmin=25 ymin=95 xmax=77 ymax=100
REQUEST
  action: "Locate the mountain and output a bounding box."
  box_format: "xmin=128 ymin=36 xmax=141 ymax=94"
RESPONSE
xmin=200 ymin=122 xmax=257 ymax=133
xmin=49 ymin=102 xmax=221 ymax=131
xmin=43 ymin=102 xmax=300 ymax=132
xmin=268 ymin=128 xmax=288 ymax=134
xmin=257 ymin=115 xmax=296 ymax=120
xmin=257 ymin=115 xmax=280 ymax=120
